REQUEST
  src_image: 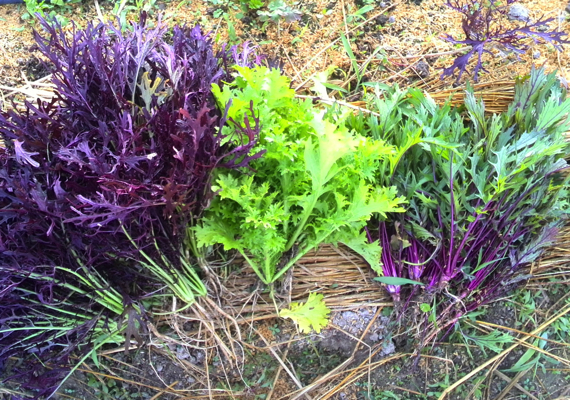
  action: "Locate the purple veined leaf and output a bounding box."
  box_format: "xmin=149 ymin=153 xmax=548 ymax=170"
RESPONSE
xmin=440 ymin=38 xmax=492 ymax=83
xmin=403 ymin=235 xmax=439 ymax=282
xmin=282 ymin=9 xmax=303 ymax=23
xmin=13 ymin=139 xmax=40 ymax=168
xmin=230 ymin=41 xmax=265 ymax=68
xmin=220 ymin=102 xmax=266 ymax=169
xmin=515 ymin=20 xmax=570 ymax=50
xmin=461 ymin=228 xmax=560 ymax=311
xmin=368 ymin=221 xmax=406 ymax=301
xmin=356 ymin=67 xmax=570 ymax=355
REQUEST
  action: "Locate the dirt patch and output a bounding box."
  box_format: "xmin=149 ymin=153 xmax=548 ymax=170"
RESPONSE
xmin=0 ymin=6 xmax=36 ymax=87
xmin=1 ymin=0 xmax=569 ymax=89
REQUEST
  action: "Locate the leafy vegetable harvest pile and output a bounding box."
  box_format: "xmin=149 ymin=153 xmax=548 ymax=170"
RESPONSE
xmin=1 ymin=11 xmax=569 ymax=399
xmin=348 ymin=70 xmax=570 ymax=346
xmin=195 ymin=66 xmax=407 ymax=286
xmin=0 ymin=14 xmax=260 ymax=397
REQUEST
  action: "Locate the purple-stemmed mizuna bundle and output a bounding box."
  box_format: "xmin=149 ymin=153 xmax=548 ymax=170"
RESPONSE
xmin=350 ymin=68 xmax=570 ymax=346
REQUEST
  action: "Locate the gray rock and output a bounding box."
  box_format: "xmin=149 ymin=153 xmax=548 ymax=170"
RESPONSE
xmin=176 ymin=346 xmax=190 ymax=360
xmin=380 ymin=340 xmax=396 ymax=356
xmin=508 ymin=4 xmax=530 ymax=22
xmin=414 ymin=60 xmax=430 ymax=78
xmin=376 ymin=15 xmax=389 ymax=26
xmin=533 ymin=51 xmax=541 ymax=59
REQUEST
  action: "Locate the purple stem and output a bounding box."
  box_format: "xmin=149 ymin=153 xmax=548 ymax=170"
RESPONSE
xmin=445 ymin=200 xmax=496 ymax=283
xmin=379 ymin=221 xmax=401 ymax=300
xmin=447 ymin=157 xmax=455 ymax=280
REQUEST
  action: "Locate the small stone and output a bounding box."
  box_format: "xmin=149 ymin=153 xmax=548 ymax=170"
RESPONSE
xmin=381 ymin=340 xmax=396 ymax=355
xmin=376 ymin=15 xmax=389 ymax=25
xmin=414 ymin=60 xmax=430 ymax=78
xmin=533 ymin=51 xmax=541 ymax=59
xmin=508 ymin=4 xmax=530 ymax=22
xmin=379 ymin=1 xmax=386 ymax=7
xmin=388 ymin=15 xmax=396 ymax=23
xmin=156 ymin=364 xmax=164 ymax=372
xmin=176 ymin=346 xmax=190 ymax=360
xmin=341 ymin=311 xmax=357 ymax=321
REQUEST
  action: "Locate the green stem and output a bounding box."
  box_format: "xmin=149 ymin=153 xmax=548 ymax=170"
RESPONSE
xmin=282 ymin=173 xmax=291 ymax=237
xmin=152 ymin=301 xmax=194 ymax=315
xmin=57 ymin=266 xmax=125 ymax=314
xmin=285 ymin=190 xmax=321 ymax=251
xmin=239 ymin=251 xmax=270 ymax=285
xmin=13 ymin=269 xmax=125 ymax=315
xmin=263 ymin=246 xmax=272 ymax=284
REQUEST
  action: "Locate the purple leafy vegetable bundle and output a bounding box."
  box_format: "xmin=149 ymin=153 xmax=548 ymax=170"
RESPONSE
xmin=0 ymin=13 xmax=260 ymax=398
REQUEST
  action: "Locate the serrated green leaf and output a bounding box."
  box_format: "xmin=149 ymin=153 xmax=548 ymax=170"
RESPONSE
xmin=280 ymin=292 xmax=330 ymax=333
xmin=194 ymin=219 xmax=241 ymax=251
xmin=334 ymin=230 xmax=383 ymax=272
xmin=420 ymin=303 xmax=431 ymax=313
xmin=463 ymin=329 xmax=513 ymax=355
xmin=305 ymin=119 xmax=357 ymax=188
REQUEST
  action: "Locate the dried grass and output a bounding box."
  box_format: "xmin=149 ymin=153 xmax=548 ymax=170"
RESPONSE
xmin=213 ymin=244 xmax=392 ymax=323
xmin=426 ymin=78 xmax=517 ymax=113
xmin=171 ymin=222 xmax=570 ymax=399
